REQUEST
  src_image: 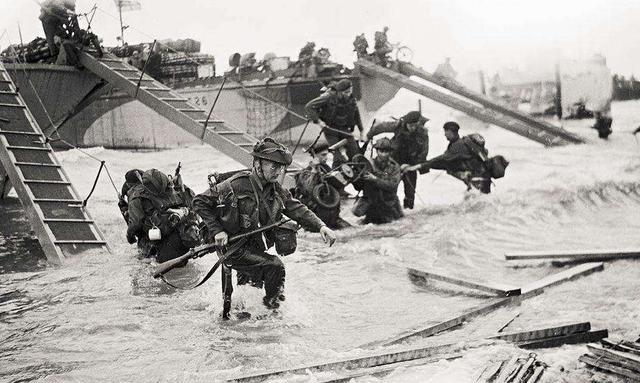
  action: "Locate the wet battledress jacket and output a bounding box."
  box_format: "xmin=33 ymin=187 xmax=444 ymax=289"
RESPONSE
xmin=354 ymin=157 xmax=403 ymax=224
xmin=367 ymin=119 xmax=429 ymax=166
xmin=193 ymin=171 xmax=324 ymax=257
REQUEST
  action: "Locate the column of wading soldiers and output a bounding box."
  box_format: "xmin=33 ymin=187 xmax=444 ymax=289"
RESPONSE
xmin=119 ymin=91 xmax=500 ymax=311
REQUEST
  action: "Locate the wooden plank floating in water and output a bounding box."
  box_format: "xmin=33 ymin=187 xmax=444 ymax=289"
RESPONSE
xmin=489 ymin=322 xmax=591 ymax=343
xmin=316 ymin=354 xmax=462 ymax=383
xmin=601 ymin=338 xmax=640 ymax=356
xmin=520 ymin=262 xmax=604 ymax=295
xmin=519 ymin=329 xmax=608 ymax=349
xmin=505 ymin=248 xmax=640 ymax=262
xmin=580 ymin=354 xmax=640 ymax=381
xmin=587 ymin=344 xmax=640 ymax=372
xmin=226 ymin=342 xmax=462 ymax=383
xmin=408 ymin=267 xmax=521 ymax=297
xmin=367 ymin=263 xmax=604 ymax=348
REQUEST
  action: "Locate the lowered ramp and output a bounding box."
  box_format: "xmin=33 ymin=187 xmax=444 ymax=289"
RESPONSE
xmin=77 ymin=52 xmax=269 ymax=168
xmin=0 ymin=62 xmax=109 ymax=264
xmin=355 ymin=59 xmax=584 ymax=146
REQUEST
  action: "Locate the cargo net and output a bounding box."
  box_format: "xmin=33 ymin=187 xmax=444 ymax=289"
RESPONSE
xmin=243 ymin=87 xmax=292 ymax=143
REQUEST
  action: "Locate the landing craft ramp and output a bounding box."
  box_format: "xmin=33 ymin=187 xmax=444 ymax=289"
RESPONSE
xmin=355 ymin=59 xmax=585 ymax=146
xmin=0 ymin=61 xmax=109 ymax=264
xmin=77 ymin=52 xmax=301 ymax=171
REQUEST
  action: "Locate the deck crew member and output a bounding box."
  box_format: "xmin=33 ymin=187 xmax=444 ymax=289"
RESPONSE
xmin=305 ymin=79 xmax=364 ymax=169
xmin=295 ymin=142 xmax=352 ymax=230
xmin=39 ymin=0 xmax=76 ymax=56
xmin=367 ymin=111 xmax=429 ymax=209
xmin=406 ymin=121 xmax=493 ymax=194
xmin=126 ymin=169 xmax=201 ymax=262
xmin=193 ymin=138 xmax=336 ymax=309
xmin=352 ymin=138 xmax=403 ymax=224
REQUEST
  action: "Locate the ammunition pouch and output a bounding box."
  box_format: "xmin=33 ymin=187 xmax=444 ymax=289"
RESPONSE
xmin=273 ymin=221 xmax=299 ymax=256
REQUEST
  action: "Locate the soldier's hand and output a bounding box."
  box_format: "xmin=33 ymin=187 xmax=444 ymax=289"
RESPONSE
xmin=319 ymin=226 xmax=337 ymax=247
xmin=404 ymin=164 xmax=421 ymax=172
xmin=362 ymin=173 xmax=377 ymax=181
xmin=126 ymin=232 xmax=137 ymax=244
xmin=214 ymin=231 xmax=229 ymax=247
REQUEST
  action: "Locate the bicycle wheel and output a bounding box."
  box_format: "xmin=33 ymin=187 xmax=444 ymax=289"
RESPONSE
xmin=396 ymin=46 xmax=413 ymax=63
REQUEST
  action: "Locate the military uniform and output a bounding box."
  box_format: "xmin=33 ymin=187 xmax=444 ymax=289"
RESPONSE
xmin=39 ymin=0 xmax=76 ymax=56
xmin=305 ymin=80 xmax=364 ymax=167
xmin=367 ymin=111 xmax=429 ymax=209
xmin=353 ymin=148 xmax=403 ymax=224
xmin=126 ymin=169 xmax=199 ymax=262
xmin=194 ymin=170 xmax=324 ymax=301
xmin=417 ymin=127 xmax=491 ymax=194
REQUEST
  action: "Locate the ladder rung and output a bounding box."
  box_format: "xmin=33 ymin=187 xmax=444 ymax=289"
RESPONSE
xmin=34 ymin=198 xmax=81 ymax=203
xmin=0 ymin=80 xmax=12 ymax=83
xmin=23 ymin=179 xmax=70 ymax=185
xmin=6 ymin=145 xmax=50 ymax=151
xmin=237 ymin=143 xmax=255 ymax=147
xmin=216 ymin=131 xmax=244 ymax=135
xmin=141 ymin=87 xmax=171 ymax=91
xmin=180 ymin=108 xmax=206 ymax=113
xmin=15 ymin=162 xmax=60 ymax=168
xmin=0 ymin=91 xmax=18 ymax=96
xmin=161 ymin=97 xmax=188 ymax=102
xmin=197 ymin=119 xmax=225 ymax=124
xmin=0 ymin=103 xmax=25 ymax=108
xmin=0 ymin=130 xmax=42 ymax=136
xmin=125 ymin=77 xmax=154 ymax=82
xmin=113 ymin=68 xmax=138 ymax=72
xmin=43 ymin=218 xmax=94 ymax=223
xmin=99 ymin=58 xmax=125 ymax=63
xmin=54 ymin=240 xmax=107 ymax=245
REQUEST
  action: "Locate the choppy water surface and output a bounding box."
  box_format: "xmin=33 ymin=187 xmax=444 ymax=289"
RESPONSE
xmin=2 ymin=99 xmax=640 ymax=382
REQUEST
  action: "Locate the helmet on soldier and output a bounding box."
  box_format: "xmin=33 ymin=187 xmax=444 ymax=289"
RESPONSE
xmin=251 ymin=137 xmax=293 ymax=165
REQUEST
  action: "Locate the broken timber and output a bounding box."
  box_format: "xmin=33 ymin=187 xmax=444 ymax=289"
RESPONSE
xmin=519 ymin=330 xmax=608 ymax=349
xmin=0 ymin=61 xmax=109 ymax=264
xmin=505 ymin=248 xmax=640 ymax=263
xmin=365 ymin=262 xmax=604 ymax=348
xmin=226 ymin=342 xmax=468 ymax=383
xmin=580 ymin=354 xmax=640 ymax=381
xmin=355 ymin=59 xmax=583 ymax=146
xmin=408 ymin=267 xmax=521 ymax=297
xmin=489 ymin=322 xmax=591 ymax=343
xmin=316 ymin=354 xmax=462 ymax=383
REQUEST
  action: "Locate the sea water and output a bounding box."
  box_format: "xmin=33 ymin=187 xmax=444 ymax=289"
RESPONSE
xmin=1 ymin=97 xmax=639 ymax=382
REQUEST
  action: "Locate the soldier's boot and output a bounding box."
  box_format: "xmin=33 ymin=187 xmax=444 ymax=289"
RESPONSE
xmin=403 ymin=198 xmax=414 ymax=209
xmin=263 ymin=295 xmax=280 ymax=309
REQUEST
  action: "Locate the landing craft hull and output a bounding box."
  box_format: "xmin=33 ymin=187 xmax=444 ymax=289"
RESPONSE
xmin=5 ymin=64 xmax=401 ymax=149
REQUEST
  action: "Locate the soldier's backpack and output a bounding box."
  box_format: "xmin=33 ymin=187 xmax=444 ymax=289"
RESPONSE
xmin=462 ymin=133 xmax=509 ymax=179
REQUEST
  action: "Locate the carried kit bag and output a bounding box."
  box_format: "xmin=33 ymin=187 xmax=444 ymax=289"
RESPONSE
xmin=462 ymin=133 xmax=509 ymax=179
xmin=273 ymin=221 xmax=299 ymax=256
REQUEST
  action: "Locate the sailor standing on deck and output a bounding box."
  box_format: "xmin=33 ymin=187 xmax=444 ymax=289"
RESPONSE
xmin=367 ymin=111 xmax=429 ymax=209
xmin=305 ymin=79 xmax=365 ymax=169
xmin=39 ymin=0 xmax=76 ymax=56
xmin=193 ymin=138 xmax=336 ymax=309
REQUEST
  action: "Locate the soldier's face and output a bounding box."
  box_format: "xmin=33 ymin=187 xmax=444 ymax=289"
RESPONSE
xmin=377 ymin=149 xmax=391 ymax=160
xmin=407 ymin=122 xmax=419 ymax=132
xmin=260 ymin=160 xmax=286 ymax=183
xmin=314 ymin=150 xmax=329 ymax=164
xmin=444 ymin=130 xmax=456 ymax=141
xmin=339 ymin=88 xmax=352 ymax=99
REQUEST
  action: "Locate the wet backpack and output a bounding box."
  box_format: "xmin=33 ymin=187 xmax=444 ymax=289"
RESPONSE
xmin=462 ymin=134 xmax=509 ymax=179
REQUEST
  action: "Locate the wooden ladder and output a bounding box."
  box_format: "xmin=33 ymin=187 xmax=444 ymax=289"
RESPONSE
xmin=0 ymin=61 xmax=109 ymax=264
xmin=355 ymin=59 xmax=585 ymax=147
xmin=78 ymin=52 xmax=304 ymax=172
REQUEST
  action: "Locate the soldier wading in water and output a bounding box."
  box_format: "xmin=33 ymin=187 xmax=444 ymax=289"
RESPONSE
xmin=193 ymin=138 xmax=336 ymax=309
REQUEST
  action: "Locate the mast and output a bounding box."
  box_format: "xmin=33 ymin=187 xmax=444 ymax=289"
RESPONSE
xmin=118 ymin=0 xmax=125 ymax=45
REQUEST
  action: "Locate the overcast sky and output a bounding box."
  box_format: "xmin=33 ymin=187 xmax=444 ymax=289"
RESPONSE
xmin=2 ymin=0 xmax=639 ymax=77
